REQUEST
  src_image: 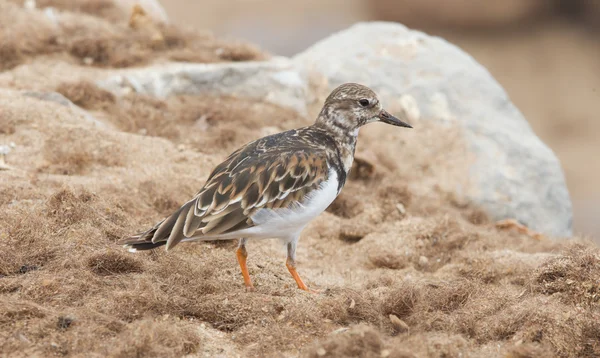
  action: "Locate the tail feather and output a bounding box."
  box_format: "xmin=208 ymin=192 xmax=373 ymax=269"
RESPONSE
xmin=119 ymin=225 xmax=163 ymax=251
xmin=119 ymin=196 xmax=249 ymax=252
xmin=119 ymin=200 xmax=196 ymax=252
xmin=165 ymin=202 xmax=191 ymax=250
xmin=124 ymin=240 xmax=166 ymax=251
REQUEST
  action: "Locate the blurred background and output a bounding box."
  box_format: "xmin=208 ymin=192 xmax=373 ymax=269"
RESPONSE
xmin=162 ymin=0 xmax=599 ymax=239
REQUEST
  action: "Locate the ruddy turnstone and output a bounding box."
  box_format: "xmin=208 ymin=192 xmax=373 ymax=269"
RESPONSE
xmin=120 ymin=83 xmax=412 ymax=291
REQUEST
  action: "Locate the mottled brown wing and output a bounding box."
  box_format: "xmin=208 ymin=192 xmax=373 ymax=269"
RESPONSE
xmin=181 ymin=149 xmax=329 ymax=240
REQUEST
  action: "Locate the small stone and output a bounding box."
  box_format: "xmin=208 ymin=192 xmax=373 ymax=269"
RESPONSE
xmin=389 ymin=314 xmax=409 ymax=333
xmin=418 ymin=256 xmax=429 ymax=267
xmin=316 ymin=347 xmax=327 ymax=356
xmin=83 ymin=57 xmax=94 ymax=66
xmin=194 ymin=115 xmax=209 ymax=131
xmin=396 ymin=203 xmax=406 ymax=214
xmin=349 ymin=298 xmax=355 ymax=309
xmin=18 ymin=265 xmax=38 ymax=274
xmin=57 ymin=316 xmax=74 ymax=330
xmin=339 ymin=227 xmax=367 ymax=243
xmin=331 ymin=327 xmax=348 ymax=335
xmin=16 ymin=333 xmax=31 ymax=343
xmin=381 ymin=349 xmax=391 ymax=358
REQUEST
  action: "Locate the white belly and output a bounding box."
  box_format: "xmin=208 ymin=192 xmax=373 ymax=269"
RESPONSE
xmin=239 ymin=169 xmax=339 ymax=240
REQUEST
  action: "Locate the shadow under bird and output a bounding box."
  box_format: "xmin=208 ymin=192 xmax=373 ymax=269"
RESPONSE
xmin=120 ymin=83 xmax=412 ymax=292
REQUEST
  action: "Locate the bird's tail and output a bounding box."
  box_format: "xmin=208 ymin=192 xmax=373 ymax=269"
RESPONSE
xmin=119 ymin=200 xmax=195 ymax=252
xmin=119 ymin=225 xmax=167 ymax=251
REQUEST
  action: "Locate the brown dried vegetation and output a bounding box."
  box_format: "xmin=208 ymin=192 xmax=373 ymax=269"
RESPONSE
xmin=0 ymin=1 xmax=598 ymax=357
xmin=0 ymin=0 xmax=265 ymax=72
xmin=55 ymin=80 xmax=305 ymax=150
xmin=42 ymin=127 xmax=125 ymax=175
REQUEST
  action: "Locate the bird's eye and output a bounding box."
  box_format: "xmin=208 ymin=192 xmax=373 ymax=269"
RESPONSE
xmin=358 ymin=99 xmax=370 ymax=107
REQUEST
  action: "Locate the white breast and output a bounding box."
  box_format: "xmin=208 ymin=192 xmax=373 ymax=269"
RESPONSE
xmin=242 ymin=170 xmax=339 ymax=239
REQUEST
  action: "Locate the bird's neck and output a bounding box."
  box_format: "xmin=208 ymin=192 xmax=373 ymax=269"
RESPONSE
xmin=315 ymin=108 xmax=360 ymax=139
xmin=314 ymin=115 xmax=359 ymax=175
xmin=337 ymin=134 xmax=357 ymax=175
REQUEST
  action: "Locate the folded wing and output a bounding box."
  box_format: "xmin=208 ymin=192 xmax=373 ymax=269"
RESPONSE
xmin=120 ymin=141 xmax=330 ymax=251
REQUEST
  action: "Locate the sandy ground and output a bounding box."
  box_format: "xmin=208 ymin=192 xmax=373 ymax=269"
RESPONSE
xmin=1 ymin=1 xmax=599 ymax=357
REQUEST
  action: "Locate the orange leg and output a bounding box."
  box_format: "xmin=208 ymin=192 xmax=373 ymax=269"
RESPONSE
xmin=286 ymin=258 xmax=309 ymax=291
xmin=286 ymin=241 xmax=319 ymax=293
xmin=236 ymin=240 xmax=255 ymax=292
xmin=495 ymin=219 xmax=543 ymax=240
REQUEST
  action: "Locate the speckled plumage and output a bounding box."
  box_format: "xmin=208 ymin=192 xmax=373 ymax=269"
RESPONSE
xmin=120 ymin=83 xmax=412 ymax=291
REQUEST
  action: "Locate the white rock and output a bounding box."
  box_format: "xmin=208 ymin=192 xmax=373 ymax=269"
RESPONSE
xmin=96 ymin=57 xmax=309 ymax=115
xmin=295 ymin=22 xmax=572 ymax=237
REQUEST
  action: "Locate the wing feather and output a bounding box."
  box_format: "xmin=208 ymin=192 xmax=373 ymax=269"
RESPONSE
xmin=185 ymin=150 xmax=329 ymax=240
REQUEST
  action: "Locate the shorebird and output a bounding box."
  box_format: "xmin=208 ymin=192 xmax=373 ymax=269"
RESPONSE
xmin=120 ymin=83 xmax=412 ymax=291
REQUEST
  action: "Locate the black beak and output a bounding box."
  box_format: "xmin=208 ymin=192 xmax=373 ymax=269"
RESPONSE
xmin=378 ymin=109 xmax=413 ymax=128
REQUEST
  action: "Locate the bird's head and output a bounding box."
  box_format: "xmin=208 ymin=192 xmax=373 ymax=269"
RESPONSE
xmin=316 ymin=83 xmax=412 ymax=134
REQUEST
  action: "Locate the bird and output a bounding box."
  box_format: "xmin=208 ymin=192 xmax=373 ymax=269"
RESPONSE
xmin=120 ymin=83 xmax=412 ymax=292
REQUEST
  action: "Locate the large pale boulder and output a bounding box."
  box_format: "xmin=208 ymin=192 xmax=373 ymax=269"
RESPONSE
xmin=96 ymin=57 xmax=309 ymax=115
xmin=294 ymin=22 xmax=572 ymax=237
